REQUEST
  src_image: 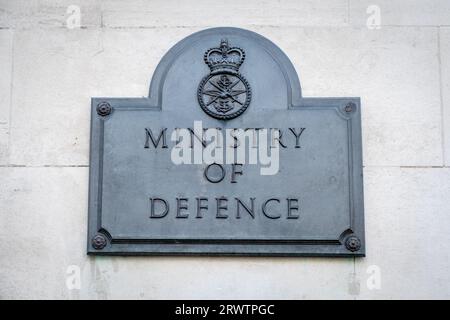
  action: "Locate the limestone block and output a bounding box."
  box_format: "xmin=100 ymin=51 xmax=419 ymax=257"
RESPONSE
xmin=8 ymin=29 xmax=102 ymax=165
xmin=440 ymin=28 xmax=450 ymax=166
xmin=355 ymin=167 xmax=450 ymax=299
xmin=102 ymin=0 xmax=349 ymax=28
xmin=0 ymin=167 xmax=88 ymax=299
xmin=0 ymin=29 xmax=12 ymax=164
xmin=82 ymin=256 xmax=355 ymax=299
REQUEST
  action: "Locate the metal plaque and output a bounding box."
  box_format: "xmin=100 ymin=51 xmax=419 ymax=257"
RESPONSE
xmin=88 ymin=27 xmax=365 ymax=256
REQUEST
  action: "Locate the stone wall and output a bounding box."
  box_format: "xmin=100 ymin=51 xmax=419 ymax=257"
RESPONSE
xmin=0 ymin=0 xmax=449 ymax=299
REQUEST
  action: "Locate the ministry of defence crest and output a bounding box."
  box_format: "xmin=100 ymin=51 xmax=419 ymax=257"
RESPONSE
xmin=197 ymin=39 xmax=251 ymax=120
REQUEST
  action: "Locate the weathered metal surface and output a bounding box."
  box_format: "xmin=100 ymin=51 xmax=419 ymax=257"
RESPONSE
xmin=87 ymin=27 xmax=365 ymax=256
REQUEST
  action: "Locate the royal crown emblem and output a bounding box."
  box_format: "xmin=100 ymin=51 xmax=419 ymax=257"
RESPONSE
xmin=197 ymin=39 xmax=251 ymax=120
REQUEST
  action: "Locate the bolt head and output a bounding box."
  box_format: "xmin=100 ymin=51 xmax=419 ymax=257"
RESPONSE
xmin=345 ymin=102 xmax=356 ymax=113
xmin=97 ymin=102 xmax=112 ymax=116
xmin=345 ymin=235 xmax=361 ymax=252
xmin=92 ymin=234 xmax=107 ymax=250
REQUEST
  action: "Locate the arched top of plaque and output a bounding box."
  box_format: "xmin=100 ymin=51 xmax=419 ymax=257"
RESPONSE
xmin=148 ymin=27 xmax=303 ymax=113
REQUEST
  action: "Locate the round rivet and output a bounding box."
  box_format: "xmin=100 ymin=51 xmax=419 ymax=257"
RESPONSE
xmin=92 ymin=234 xmax=107 ymax=250
xmin=345 ymin=235 xmax=361 ymax=252
xmin=345 ymin=102 xmax=356 ymax=113
xmin=97 ymin=102 xmax=112 ymax=116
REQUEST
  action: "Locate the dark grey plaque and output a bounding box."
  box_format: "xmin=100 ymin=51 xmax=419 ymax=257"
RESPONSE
xmin=88 ymin=27 xmax=365 ymax=256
